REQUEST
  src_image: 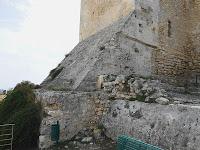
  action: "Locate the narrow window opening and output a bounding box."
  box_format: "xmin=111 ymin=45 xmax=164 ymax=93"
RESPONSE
xmin=168 ymin=20 xmax=172 ymax=37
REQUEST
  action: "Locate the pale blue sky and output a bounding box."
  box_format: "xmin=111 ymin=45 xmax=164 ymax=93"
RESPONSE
xmin=0 ymin=0 xmax=81 ymax=89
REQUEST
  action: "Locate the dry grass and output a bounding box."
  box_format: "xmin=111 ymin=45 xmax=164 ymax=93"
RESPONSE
xmin=0 ymin=95 xmax=6 ymax=102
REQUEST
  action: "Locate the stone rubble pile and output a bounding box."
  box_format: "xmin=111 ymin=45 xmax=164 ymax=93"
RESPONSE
xmin=97 ymin=75 xmax=172 ymax=105
xmin=73 ymin=126 xmax=106 ymax=143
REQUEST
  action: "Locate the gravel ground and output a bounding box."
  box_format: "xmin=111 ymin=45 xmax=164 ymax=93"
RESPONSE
xmin=48 ymin=139 xmax=117 ymax=150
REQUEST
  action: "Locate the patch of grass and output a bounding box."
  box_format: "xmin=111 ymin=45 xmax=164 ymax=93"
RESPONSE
xmin=139 ymin=76 xmax=153 ymax=80
xmin=136 ymin=95 xmax=147 ymax=102
xmin=128 ymin=95 xmax=146 ymax=102
xmin=128 ymin=97 xmax=136 ymax=101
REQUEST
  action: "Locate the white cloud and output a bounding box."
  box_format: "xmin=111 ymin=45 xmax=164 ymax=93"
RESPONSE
xmin=4 ymin=0 xmax=30 ymax=12
xmin=0 ymin=0 xmax=81 ymax=89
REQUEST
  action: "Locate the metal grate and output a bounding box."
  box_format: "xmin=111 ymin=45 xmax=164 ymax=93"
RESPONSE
xmin=117 ymin=135 xmax=163 ymax=150
xmin=0 ymin=124 xmax=14 ymax=150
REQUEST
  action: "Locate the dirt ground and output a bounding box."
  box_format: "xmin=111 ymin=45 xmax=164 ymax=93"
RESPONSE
xmin=48 ymin=139 xmax=117 ymax=150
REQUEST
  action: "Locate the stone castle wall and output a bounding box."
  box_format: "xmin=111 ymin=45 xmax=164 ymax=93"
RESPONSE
xmin=187 ymin=0 xmax=200 ymax=84
xmin=154 ymin=0 xmax=189 ymax=84
xmin=155 ymin=0 xmax=200 ymax=85
xmin=80 ymin=0 xmax=135 ymax=41
xmin=80 ymin=0 xmax=200 ymax=86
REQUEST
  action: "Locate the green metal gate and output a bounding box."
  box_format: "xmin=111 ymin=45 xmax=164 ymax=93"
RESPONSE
xmin=51 ymin=121 xmax=60 ymax=144
xmin=0 ymin=124 xmax=14 ymax=150
xmin=117 ymin=135 xmax=163 ymax=150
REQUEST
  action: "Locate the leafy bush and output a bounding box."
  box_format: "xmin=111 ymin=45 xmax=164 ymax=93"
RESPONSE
xmin=0 ymin=81 xmax=42 ymax=149
xmin=136 ymin=95 xmax=146 ymax=102
xmin=128 ymin=95 xmax=146 ymax=102
xmin=128 ymin=97 xmax=136 ymax=101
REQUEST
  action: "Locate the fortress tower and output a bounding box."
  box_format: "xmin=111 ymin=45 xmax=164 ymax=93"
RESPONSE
xmin=79 ymin=0 xmax=200 ymax=85
xmin=80 ymin=0 xmax=135 ymax=41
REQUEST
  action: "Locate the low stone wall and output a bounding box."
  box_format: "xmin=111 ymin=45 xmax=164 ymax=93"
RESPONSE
xmin=35 ymin=90 xmax=109 ymax=149
xmin=35 ymin=90 xmax=96 ymax=149
xmin=102 ymin=100 xmax=200 ymax=150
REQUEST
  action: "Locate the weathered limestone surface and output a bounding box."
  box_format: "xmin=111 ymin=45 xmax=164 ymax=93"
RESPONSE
xmin=35 ymin=89 xmax=111 ymax=149
xmin=35 ymin=90 xmax=96 ymax=148
xmin=102 ymin=100 xmax=200 ymax=150
xmin=41 ymin=10 xmax=157 ymax=92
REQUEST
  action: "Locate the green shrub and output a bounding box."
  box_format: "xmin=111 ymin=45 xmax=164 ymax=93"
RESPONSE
xmin=128 ymin=97 xmax=136 ymax=101
xmin=0 ymin=81 xmax=42 ymax=149
xmin=135 ymin=95 xmax=146 ymax=102
xmin=128 ymin=95 xmax=146 ymax=102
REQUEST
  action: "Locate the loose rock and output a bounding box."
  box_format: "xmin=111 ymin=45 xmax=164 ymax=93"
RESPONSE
xmin=81 ymin=137 xmax=93 ymax=143
xmin=155 ymin=97 xmax=170 ymax=105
